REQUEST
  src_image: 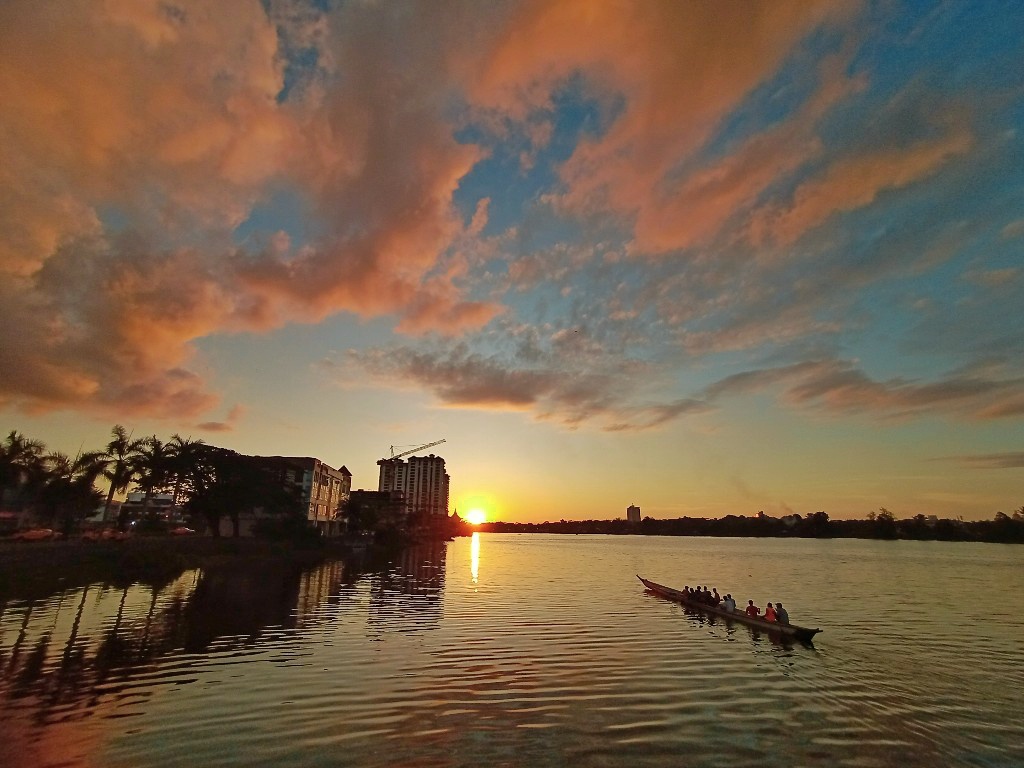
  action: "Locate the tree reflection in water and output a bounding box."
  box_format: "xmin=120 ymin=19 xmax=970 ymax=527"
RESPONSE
xmin=0 ymin=544 xmax=456 ymax=767
xmin=0 ymin=556 xmax=362 ymax=727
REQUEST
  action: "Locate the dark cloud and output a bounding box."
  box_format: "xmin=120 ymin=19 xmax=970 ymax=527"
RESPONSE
xmin=195 ymin=405 xmax=245 ymax=433
xmin=937 ymin=452 xmax=1024 ymax=469
xmin=334 ymin=340 xmax=709 ymax=432
xmin=702 ymin=358 xmax=1024 ymax=421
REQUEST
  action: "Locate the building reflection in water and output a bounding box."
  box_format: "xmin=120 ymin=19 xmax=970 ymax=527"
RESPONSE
xmin=363 ymin=541 xmax=448 ymax=638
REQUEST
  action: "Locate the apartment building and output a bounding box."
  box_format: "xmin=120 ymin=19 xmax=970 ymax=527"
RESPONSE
xmin=255 ymin=456 xmax=352 ymax=536
xmin=120 ymin=492 xmax=184 ymax=523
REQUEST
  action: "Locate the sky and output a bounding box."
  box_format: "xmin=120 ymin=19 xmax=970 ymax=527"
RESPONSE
xmin=2 ymin=0 xmax=1022 ymax=523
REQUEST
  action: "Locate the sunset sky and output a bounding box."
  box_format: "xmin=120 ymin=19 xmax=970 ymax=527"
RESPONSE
xmin=2 ymin=0 xmax=1022 ymax=522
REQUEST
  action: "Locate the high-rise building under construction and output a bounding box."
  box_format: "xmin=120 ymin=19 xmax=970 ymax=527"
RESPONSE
xmin=377 ymin=454 xmax=450 ymax=522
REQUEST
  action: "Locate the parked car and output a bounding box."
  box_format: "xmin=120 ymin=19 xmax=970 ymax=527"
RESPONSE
xmin=12 ymin=528 xmax=61 ymax=541
xmin=169 ymin=526 xmax=196 ymax=536
xmin=82 ymin=528 xmax=131 ymax=541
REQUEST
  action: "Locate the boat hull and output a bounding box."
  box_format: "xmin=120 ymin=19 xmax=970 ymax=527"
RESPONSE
xmin=637 ymin=576 xmax=821 ymax=642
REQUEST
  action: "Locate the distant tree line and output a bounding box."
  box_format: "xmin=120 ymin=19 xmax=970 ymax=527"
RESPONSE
xmin=1 ymin=427 xmax=303 ymax=537
xmin=480 ymin=507 xmax=1024 ymax=544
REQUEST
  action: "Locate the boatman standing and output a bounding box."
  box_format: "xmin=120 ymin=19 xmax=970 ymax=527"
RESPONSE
xmin=775 ymin=602 xmax=789 ymax=625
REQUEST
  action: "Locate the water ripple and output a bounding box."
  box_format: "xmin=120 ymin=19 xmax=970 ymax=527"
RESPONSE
xmin=2 ymin=537 xmax=1023 ymax=768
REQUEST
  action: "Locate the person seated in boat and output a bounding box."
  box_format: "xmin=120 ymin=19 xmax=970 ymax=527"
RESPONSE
xmin=722 ymin=594 xmax=736 ymax=612
xmin=702 ymin=586 xmax=713 ymax=604
xmin=711 ymin=588 xmax=721 ymax=606
xmin=745 ymin=600 xmax=760 ymax=618
xmin=764 ymin=602 xmax=778 ymax=622
xmin=774 ymin=602 xmax=789 ymax=625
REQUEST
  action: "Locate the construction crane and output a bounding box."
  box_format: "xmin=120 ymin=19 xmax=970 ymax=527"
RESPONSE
xmin=385 ymin=439 xmax=446 ymax=461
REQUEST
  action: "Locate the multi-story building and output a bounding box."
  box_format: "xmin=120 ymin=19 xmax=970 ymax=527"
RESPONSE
xmin=255 ymin=456 xmax=351 ymax=536
xmin=627 ymin=504 xmax=642 ymax=524
xmin=344 ymin=489 xmax=407 ymax=532
xmin=377 ymin=454 xmax=449 ymax=522
xmin=120 ymin=492 xmax=183 ymax=524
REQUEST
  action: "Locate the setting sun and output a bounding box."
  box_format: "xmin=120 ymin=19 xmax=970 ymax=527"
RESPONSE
xmin=466 ymin=508 xmax=487 ymax=525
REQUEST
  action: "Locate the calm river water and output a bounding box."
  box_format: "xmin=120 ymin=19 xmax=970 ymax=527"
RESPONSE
xmin=1 ymin=534 xmax=1022 ymax=767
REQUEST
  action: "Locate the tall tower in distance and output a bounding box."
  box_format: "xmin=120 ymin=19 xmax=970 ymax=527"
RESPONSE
xmin=627 ymin=504 xmax=641 ymax=524
xmin=377 ymin=453 xmax=450 ymax=522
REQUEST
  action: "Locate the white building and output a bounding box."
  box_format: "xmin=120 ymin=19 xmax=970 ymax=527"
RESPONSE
xmin=377 ymin=454 xmax=449 ymax=521
xmin=253 ymin=456 xmax=352 ymax=536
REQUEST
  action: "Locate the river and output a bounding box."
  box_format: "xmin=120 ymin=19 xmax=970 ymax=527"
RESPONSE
xmin=1 ymin=534 xmax=1022 ymax=767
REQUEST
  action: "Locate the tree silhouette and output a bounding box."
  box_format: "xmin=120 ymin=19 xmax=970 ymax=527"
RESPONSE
xmin=183 ymin=446 xmax=301 ymax=536
xmin=36 ymin=451 xmax=106 ymax=534
xmin=99 ymin=425 xmax=145 ymax=523
xmin=166 ymin=434 xmax=205 ymax=506
xmin=125 ymin=437 xmax=173 ymax=529
xmin=0 ymin=430 xmax=46 ymax=512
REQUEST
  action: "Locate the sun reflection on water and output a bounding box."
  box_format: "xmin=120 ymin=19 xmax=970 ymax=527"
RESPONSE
xmin=471 ymin=531 xmax=480 ymax=583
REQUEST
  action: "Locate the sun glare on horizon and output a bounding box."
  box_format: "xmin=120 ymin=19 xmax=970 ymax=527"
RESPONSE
xmin=466 ymin=508 xmax=487 ymax=525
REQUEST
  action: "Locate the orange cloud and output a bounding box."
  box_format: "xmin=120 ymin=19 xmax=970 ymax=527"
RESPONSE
xmin=627 ymin=48 xmax=865 ymax=254
xmin=962 ymin=267 xmax=1020 ymax=289
xmin=463 ymin=0 xmax=856 ymax=252
xmin=0 ymin=236 xmax=228 ymax=418
xmin=0 ymin=1 xmax=504 ymax=417
xmin=0 ymin=0 xmax=289 ymax=267
xmin=756 ymin=122 xmax=973 ymax=246
xmin=1002 ymin=220 xmax=1024 ymax=239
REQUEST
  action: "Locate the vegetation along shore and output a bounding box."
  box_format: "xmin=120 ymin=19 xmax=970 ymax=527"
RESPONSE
xmin=480 ymin=508 xmax=1024 ymax=544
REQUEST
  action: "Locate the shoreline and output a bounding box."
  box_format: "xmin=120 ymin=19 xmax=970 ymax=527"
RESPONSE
xmin=0 ymin=536 xmax=390 ymax=601
xmin=478 ymin=518 xmax=1024 ymax=544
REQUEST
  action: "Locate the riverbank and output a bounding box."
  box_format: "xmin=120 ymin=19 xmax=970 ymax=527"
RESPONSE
xmin=0 ymin=536 xmax=375 ymax=600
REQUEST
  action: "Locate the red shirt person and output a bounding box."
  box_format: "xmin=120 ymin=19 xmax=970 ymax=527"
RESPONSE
xmin=745 ymin=600 xmax=760 ymax=618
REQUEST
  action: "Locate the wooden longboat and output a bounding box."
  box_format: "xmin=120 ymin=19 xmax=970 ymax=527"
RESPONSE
xmin=637 ymin=576 xmax=822 ymax=643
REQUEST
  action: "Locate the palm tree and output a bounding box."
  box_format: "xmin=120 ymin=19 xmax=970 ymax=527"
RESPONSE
xmin=0 ymin=430 xmax=46 ymax=504
xmin=129 ymin=436 xmax=172 ymax=526
xmin=100 ymin=425 xmax=145 ymax=523
xmin=166 ymin=434 xmax=204 ymax=506
xmin=38 ymin=450 xmax=106 ymax=533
